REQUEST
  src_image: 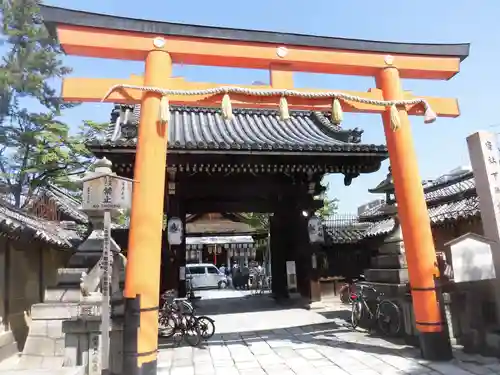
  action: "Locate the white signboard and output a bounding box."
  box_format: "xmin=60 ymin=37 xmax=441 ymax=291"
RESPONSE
xmin=167 ymin=217 xmax=183 ymax=245
xmin=449 ymin=235 xmax=496 ymax=283
xmin=286 ymin=261 xmax=297 ymax=290
xmin=82 ymin=175 xmax=132 ymax=211
xmin=286 ymin=260 xmax=296 ymax=275
xmin=308 ymin=216 xmax=325 ymax=244
xmin=186 ymin=235 xmax=254 ymax=245
xmin=467 ymin=131 xmax=500 ymax=316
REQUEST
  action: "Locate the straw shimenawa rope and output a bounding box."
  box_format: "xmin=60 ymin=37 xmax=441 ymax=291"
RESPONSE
xmin=102 ymin=84 xmax=437 ymax=131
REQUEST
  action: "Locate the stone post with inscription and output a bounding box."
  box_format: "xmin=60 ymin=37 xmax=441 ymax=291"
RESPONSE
xmin=79 ymin=158 xmax=133 ymax=375
xmin=467 ymin=131 xmax=500 ymax=321
xmin=18 ymin=159 xmax=130 ymax=373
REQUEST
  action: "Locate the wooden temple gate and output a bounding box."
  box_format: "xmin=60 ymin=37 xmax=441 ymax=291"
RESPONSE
xmin=41 ymin=4 xmax=468 ymax=374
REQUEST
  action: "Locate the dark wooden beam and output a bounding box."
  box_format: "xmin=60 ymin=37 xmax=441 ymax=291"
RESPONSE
xmin=185 ymin=200 xmax=273 ymax=214
xmin=185 ymin=196 xmax=320 ymax=214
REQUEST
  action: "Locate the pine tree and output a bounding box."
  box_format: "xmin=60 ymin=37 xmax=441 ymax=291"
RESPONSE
xmin=0 ymin=0 xmax=106 ymax=207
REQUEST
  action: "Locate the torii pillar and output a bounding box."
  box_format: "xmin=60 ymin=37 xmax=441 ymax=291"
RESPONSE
xmin=377 ymin=66 xmax=451 ymax=359
xmin=122 ymin=48 xmax=171 ymax=375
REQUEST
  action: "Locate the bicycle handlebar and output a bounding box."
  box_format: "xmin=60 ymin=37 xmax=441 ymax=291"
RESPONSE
xmin=359 ymin=285 xmax=377 ymax=292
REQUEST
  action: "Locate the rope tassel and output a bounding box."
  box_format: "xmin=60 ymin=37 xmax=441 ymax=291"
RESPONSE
xmin=424 ymin=105 xmax=437 ymax=124
xmin=331 ymin=98 xmax=343 ymax=125
xmin=101 ymin=84 xmax=443 ymax=128
xmin=159 ymin=95 xmax=170 ymax=124
xmin=390 ymin=104 xmax=401 ymax=131
xmin=221 ymin=93 xmax=233 ymax=120
xmin=279 ymin=97 xmax=290 ymax=121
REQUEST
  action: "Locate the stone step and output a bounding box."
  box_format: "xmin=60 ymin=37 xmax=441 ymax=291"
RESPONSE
xmin=357 ymin=281 xmax=409 ymax=298
xmin=31 ymin=303 xmax=79 ymax=321
xmin=0 ymin=331 xmax=16 ymax=348
xmin=364 ymin=268 xmax=409 ymax=284
xmin=0 ymin=353 xmax=20 ymax=371
xmin=2 ymin=367 xmax=85 ymax=375
xmin=371 ymin=254 xmax=407 ymax=269
xmin=0 ymin=332 xmax=18 ymax=364
xmin=378 ymin=241 xmax=404 ymax=255
xmin=44 ymin=288 xmax=82 ymax=303
xmin=56 ymin=268 xmax=88 ymax=286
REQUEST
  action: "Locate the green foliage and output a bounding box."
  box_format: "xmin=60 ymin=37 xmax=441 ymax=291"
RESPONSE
xmin=242 ymin=180 xmax=338 ymax=231
xmin=0 ymin=0 xmax=106 ymax=207
xmin=241 ymin=212 xmax=270 ymax=232
xmin=314 ymin=181 xmax=339 ymax=220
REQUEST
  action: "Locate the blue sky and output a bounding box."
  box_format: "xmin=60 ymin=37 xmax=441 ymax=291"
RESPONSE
xmin=43 ymin=0 xmax=500 ymax=213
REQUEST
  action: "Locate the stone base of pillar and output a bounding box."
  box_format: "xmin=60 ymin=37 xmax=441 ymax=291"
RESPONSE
xmin=419 ymin=331 xmax=453 ymax=361
xmin=310 ymin=279 xmax=321 ymax=303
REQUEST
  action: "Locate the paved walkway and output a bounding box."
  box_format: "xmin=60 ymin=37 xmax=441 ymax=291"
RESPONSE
xmin=157 ymin=290 xmax=500 ymax=375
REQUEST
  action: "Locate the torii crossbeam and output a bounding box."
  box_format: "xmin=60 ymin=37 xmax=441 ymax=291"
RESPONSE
xmin=41 ymin=4 xmax=469 ymax=375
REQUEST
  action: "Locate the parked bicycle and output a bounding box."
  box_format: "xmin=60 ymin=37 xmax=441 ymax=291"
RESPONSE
xmin=339 ymin=276 xmax=364 ymax=304
xmin=250 ymin=274 xmax=272 ymax=296
xmin=350 ymin=284 xmax=402 ymax=337
xmin=158 ymin=290 xmax=216 ymax=346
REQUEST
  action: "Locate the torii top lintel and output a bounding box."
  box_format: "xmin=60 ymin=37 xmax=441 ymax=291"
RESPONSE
xmin=40 ymin=5 xmax=469 ymax=80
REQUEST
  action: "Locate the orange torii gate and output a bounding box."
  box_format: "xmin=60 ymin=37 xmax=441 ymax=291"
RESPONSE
xmin=41 ymin=5 xmax=469 ymax=374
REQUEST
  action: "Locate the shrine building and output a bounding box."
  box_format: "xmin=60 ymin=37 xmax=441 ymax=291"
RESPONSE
xmin=89 ymin=103 xmax=388 ymax=298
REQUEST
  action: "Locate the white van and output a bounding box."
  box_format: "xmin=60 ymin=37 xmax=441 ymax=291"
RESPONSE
xmin=186 ymin=263 xmax=228 ymax=290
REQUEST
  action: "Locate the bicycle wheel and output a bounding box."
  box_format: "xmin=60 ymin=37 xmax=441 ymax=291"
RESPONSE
xmin=196 ymin=316 xmax=215 ymax=339
xmin=376 ymin=300 xmax=402 ymax=337
xmin=180 ymin=300 xmax=194 ymax=314
xmin=351 ymin=300 xmax=364 ymax=329
xmin=339 ymin=284 xmax=351 ymax=304
xmin=258 ymin=281 xmax=265 ymax=295
xmin=158 ymin=308 xmax=177 ymax=338
xmin=182 ymin=315 xmax=202 ymax=347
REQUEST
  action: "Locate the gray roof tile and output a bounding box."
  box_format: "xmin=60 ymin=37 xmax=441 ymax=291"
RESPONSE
xmin=325 ymin=171 xmax=480 ymax=243
xmin=0 ymin=200 xmax=81 ymax=248
xmin=37 ymin=185 xmax=89 ymax=224
xmin=324 ymin=222 xmax=373 ymax=244
xmin=360 ymin=171 xmax=477 ymax=221
xmin=92 ymin=105 xmax=388 ymax=155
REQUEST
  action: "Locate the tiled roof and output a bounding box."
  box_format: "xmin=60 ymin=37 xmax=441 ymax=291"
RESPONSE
xmin=324 ymin=171 xmax=480 ymax=243
xmin=359 ymin=171 xmax=477 ymax=222
xmin=362 ymin=219 xmax=394 ymax=238
xmin=90 ymin=105 xmax=388 ymax=155
xmin=324 ymin=222 xmax=373 ymax=244
xmin=0 ymin=200 xmax=81 ymax=248
xmin=40 ymin=185 xmax=89 ymax=224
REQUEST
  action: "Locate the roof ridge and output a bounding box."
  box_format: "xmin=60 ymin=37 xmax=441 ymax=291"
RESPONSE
xmin=311 ymin=111 xmax=364 ymax=144
xmin=96 ymin=104 xmax=389 ymax=156
xmin=47 ymin=184 xmax=82 ymax=205
xmin=423 ymin=171 xmax=474 ymax=193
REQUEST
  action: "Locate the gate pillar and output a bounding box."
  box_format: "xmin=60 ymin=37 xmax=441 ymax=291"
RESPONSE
xmin=270 ymin=211 xmax=289 ymax=300
xmin=377 ymin=67 xmax=452 ymax=360
xmin=123 ymin=49 xmax=172 ymax=375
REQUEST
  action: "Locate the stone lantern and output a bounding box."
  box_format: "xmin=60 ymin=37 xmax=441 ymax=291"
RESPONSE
xmin=77 ymin=157 xmax=132 ymax=297
xmin=77 ymin=157 xmax=133 ymax=375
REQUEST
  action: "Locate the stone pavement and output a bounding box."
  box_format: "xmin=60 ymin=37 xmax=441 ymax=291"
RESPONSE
xmin=157 ymin=291 xmax=500 ymax=375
